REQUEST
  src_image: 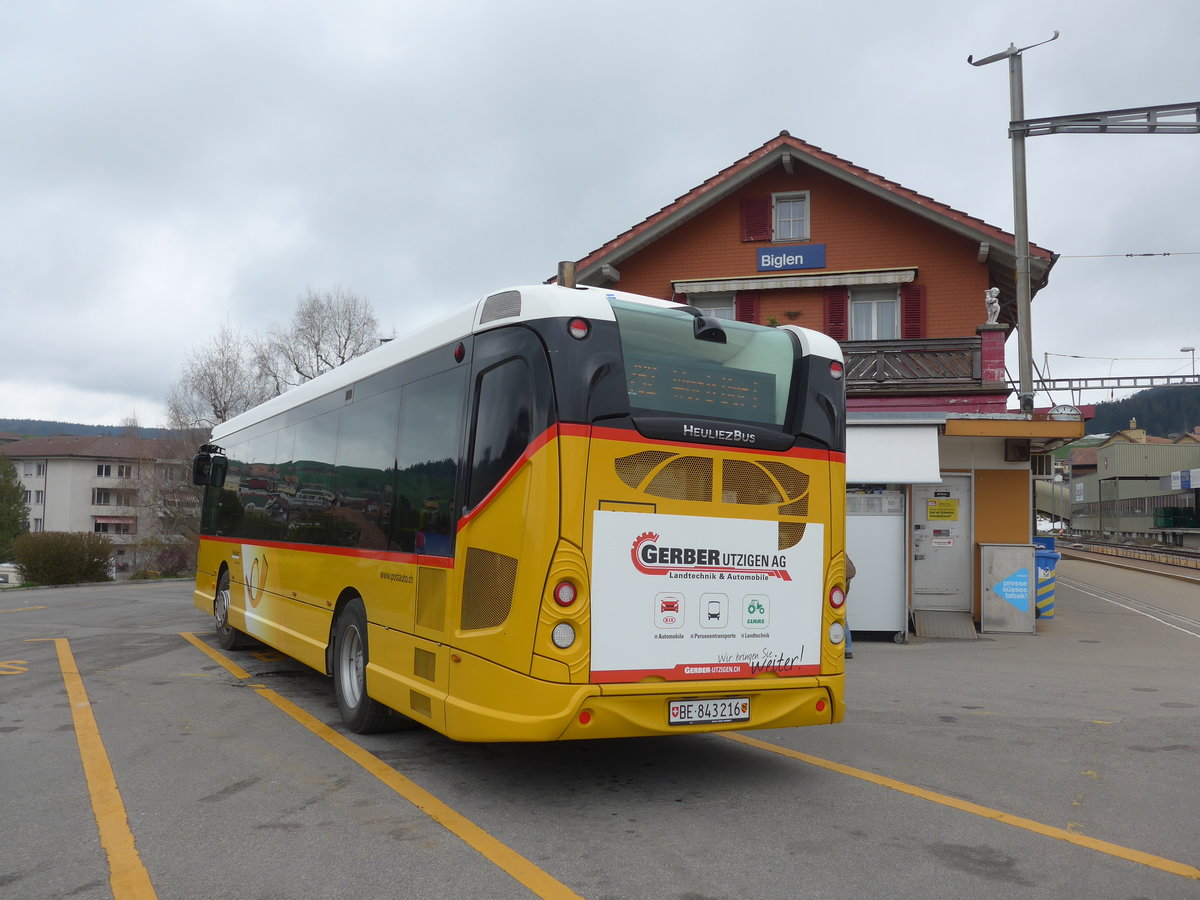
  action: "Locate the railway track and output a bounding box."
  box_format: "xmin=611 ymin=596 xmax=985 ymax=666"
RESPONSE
xmin=1054 ymin=536 xmax=1200 ymax=583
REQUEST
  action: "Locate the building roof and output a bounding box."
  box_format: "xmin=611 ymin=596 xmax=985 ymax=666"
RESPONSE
xmin=1068 ymin=447 xmax=1099 ymax=467
xmin=0 ymin=435 xmax=166 ymax=461
xmin=567 ymin=131 xmax=1057 ymax=321
xmin=1101 ymin=429 xmax=1176 ymax=446
xmin=1175 ymin=427 xmax=1200 ymax=444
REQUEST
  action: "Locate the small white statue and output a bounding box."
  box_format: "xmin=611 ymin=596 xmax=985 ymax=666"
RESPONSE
xmin=985 ymin=287 xmax=1000 ymax=325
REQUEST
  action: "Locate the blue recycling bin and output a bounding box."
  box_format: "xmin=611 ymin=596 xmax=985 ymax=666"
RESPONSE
xmin=1033 ymin=537 xmax=1061 ymax=619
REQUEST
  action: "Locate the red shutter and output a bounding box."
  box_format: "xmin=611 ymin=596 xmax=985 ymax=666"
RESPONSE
xmin=823 ymin=288 xmax=848 ymax=340
xmin=735 ymin=292 xmax=760 ymax=323
xmin=900 ymin=284 xmax=925 ymax=339
xmin=740 ymin=197 xmax=771 ymax=242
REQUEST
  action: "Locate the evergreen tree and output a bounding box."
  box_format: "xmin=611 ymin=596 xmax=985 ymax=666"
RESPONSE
xmin=1087 ymin=385 xmax=1200 ymax=436
xmin=0 ymin=455 xmax=29 ymax=562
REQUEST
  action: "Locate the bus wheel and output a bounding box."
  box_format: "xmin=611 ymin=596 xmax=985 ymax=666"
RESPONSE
xmin=333 ymin=597 xmax=397 ymax=734
xmin=214 ymin=569 xmax=251 ymax=650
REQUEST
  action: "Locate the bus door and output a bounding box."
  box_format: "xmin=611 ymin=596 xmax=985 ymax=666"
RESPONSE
xmin=453 ymin=327 xmax=558 ymax=673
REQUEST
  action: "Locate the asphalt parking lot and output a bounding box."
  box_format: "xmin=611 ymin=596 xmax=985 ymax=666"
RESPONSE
xmin=1 ymin=557 xmax=1197 ymax=899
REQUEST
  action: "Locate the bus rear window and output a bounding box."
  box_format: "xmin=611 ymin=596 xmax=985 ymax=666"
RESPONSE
xmin=609 ymin=299 xmax=795 ymax=427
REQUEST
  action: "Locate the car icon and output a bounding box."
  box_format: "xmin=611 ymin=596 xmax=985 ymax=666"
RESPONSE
xmin=660 ymin=598 xmax=680 ymax=613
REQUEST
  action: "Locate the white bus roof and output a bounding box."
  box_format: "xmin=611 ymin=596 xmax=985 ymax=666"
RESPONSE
xmin=211 ymin=283 xmax=840 ymax=441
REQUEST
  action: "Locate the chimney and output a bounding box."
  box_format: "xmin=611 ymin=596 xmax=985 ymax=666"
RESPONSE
xmin=557 ymin=261 xmax=576 ymax=289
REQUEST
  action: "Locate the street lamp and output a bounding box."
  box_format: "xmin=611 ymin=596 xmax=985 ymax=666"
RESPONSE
xmin=968 ymin=31 xmax=1060 ymax=414
xmin=1182 ymin=346 xmax=1196 ymax=379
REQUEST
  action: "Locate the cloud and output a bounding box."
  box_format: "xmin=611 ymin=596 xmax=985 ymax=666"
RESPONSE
xmin=1 ymin=0 xmax=1197 ymax=425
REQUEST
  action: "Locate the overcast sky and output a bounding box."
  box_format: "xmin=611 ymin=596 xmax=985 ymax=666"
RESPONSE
xmin=3 ymin=0 xmax=1197 ymax=427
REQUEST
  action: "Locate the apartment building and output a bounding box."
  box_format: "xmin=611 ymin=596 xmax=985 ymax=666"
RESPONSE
xmin=1 ymin=434 xmax=192 ymax=574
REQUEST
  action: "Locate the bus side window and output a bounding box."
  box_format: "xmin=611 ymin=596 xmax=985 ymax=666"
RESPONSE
xmin=286 ymin=412 xmax=340 ymax=545
xmin=467 ymin=357 xmax=533 ymax=510
xmin=333 ymin=391 xmax=402 ymax=550
xmin=390 ymin=369 xmax=466 ymax=556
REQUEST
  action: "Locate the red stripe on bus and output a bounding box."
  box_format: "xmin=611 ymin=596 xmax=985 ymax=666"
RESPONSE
xmin=198 ymin=535 xmax=455 ymax=569
xmin=456 ymin=425 xmax=561 ymax=531
xmin=590 ymin=664 xmax=821 ymax=683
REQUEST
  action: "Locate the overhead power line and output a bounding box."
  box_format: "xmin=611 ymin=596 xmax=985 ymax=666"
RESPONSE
xmin=1059 ymin=251 xmax=1200 ymax=259
xmin=1045 ymin=353 xmax=1195 ymax=362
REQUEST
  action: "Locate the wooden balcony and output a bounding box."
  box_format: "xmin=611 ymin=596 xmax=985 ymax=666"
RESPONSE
xmin=843 ymin=337 xmax=1006 ymax=397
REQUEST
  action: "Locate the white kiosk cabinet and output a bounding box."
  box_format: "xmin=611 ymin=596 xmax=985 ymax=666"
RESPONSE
xmin=846 ymin=490 xmax=908 ymax=642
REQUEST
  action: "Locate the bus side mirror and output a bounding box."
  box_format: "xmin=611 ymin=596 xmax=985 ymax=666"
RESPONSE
xmin=192 ymin=452 xmax=212 ymax=486
xmin=192 ymin=451 xmax=228 ymax=487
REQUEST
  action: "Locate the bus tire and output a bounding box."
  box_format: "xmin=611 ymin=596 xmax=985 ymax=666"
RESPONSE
xmin=333 ymin=597 xmax=398 ymax=734
xmin=214 ymin=569 xmax=252 ymax=650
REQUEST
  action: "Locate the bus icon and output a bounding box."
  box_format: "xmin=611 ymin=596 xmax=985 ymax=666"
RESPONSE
xmin=699 ymin=593 xmax=728 ymax=628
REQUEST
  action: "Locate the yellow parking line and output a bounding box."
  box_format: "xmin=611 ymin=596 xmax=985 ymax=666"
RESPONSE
xmin=258 ymin=688 xmax=584 ymax=900
xmin=53 ymin=638 xmax=157 ymax=899
xmin=179 ymin=631 xmax=251 ymax=679
xmin=182 ymin=633 xmax=583 ymax=900
xmin=724 ymin=732 xmax=1200 ymax=881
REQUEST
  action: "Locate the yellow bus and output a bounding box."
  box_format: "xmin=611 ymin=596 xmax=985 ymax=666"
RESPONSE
xmin=192 ymin=282 xmax=848 ymax=741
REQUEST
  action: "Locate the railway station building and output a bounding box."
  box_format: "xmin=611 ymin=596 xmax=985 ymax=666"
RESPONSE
xmin=563 ymin=131 xmax=1086 ymax=638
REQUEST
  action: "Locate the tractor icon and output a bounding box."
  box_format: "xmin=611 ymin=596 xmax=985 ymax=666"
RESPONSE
xmin=742 ymin=594 xmax=770 ymax=627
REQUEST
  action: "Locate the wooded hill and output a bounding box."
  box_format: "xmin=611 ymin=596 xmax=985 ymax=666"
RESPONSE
xmin=0 ymin=419 xmax=177 ymax=440
xmin=1085 ymin=385 xmax=1200 ymax=436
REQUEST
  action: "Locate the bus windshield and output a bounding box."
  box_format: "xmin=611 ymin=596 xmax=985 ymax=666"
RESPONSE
xmin=609 ymin=298 xmax=795 ymax=427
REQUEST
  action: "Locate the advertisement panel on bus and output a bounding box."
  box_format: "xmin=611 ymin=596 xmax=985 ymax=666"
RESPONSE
xmin=590 ymin=511 xmax=824 ymax=683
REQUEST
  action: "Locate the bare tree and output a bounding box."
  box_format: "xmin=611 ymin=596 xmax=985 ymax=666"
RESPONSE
xmin=253 ymin=288 xmax=380 ymax=394
xmin=166 ymin=324 xmax=274 ymax=432
xmin=131 ymin=433 xmax=203 ymax=576
xmin=73 ymin=418 xmax=199 ymax=575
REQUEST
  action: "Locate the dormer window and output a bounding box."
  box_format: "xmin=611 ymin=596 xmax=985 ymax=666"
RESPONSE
xmin=740 ymin=193 xmax=811 ymax=242
xmin=772 ymin=192 xmax=810 ymax=241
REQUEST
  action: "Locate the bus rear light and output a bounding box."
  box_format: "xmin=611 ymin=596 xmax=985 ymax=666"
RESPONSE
xmin=567 ymin=318 xmax=591 ymax=340
xmin=552 ymin=622 xmax=576 ymax=649
xmin=553 ymin=581 xmax=577 ymax=607
xmin=816 ymin=699 xmax=826 ymax=713
xmin=829 ymin=586 xmax=846 ymax=609
xmin=829 ymin=360 xmax=844 ymax=380
xmin=578 ymin=710 xmax=593 ymax=725
xmin=829 ymin=622 xmax=846 ymax=645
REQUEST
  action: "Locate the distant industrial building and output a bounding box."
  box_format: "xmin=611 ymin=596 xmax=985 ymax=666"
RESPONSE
xmin=1068 ymin=422 xmax=1200 ymax=547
